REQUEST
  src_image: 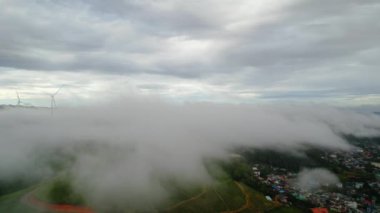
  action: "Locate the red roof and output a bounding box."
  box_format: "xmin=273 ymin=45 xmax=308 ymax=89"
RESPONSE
xmin=311 ymin=208 xmax=329 ymax=213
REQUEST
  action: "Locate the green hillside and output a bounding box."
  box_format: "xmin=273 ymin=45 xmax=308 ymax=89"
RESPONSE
xmin=0 ymin=187 xmax=41 ymax=213
xmin=0 ymin=163 xmax=301 ymax=213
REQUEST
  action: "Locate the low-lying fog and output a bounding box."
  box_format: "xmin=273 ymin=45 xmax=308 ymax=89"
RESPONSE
xmin=0 ymin=98 xmax=379 ymax=210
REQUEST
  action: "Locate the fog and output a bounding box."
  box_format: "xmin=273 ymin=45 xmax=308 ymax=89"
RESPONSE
xmin=291 ymin=168 xmax=341 ymax=191
xmin=0 ymin=99 xmax=379 ymax=210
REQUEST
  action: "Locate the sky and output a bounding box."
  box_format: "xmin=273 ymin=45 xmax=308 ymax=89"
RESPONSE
xmin=0 ymin=0 xmax=380 ymax=107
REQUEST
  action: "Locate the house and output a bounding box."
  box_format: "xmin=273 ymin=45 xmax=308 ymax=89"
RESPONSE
xmin=311 ymin=207 xmax=328 ymax=213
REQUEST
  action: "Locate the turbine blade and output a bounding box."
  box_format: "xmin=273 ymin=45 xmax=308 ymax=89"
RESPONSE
xmin=54 ymin=87 xmax=62 ymax=95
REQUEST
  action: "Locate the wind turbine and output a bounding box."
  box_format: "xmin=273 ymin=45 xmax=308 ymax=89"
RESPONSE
xmin=16 ymin=91 xmax=22 ymax=106
xmin=15 ymin=90 xmax=33 ymax=107
xmin=49 ymin=87 xmax=61 ymax=116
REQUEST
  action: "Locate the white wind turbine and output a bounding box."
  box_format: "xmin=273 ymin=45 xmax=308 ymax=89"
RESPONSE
xmin=49 ymin=87 xmax=61 ymax=116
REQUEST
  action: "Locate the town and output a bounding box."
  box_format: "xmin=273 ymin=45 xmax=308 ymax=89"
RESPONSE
xmin=226 ymin=137 xmax=380 ymax=213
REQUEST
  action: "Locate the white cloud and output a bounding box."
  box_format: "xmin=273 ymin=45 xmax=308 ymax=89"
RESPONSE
xmin=0 ymin=100 xmax=379 ymax=209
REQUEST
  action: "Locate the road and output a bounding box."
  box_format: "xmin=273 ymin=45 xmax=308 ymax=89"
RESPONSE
xmin=220 ymin=181 xmax=253 ymax=213
xmin=165 ymin=187 xmax=207 ymax=211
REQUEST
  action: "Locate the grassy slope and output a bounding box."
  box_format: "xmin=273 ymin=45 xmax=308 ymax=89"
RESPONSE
xmin=0 ymin=165 xmax=302 ymax=213
xmin=165 ymin=179 xmax=293 ymax=213
xmin=241 ymin=184 xmax=278 ymax=213
xmin=1 ymin=181 xmax=301 ymax=213
xmin=167 ymin=180 xmax=245 ymax=213
xmin=164 ymin=163 xmax=282 ymax=213
xmin=0 ymin=187 xmax=41 ymax=213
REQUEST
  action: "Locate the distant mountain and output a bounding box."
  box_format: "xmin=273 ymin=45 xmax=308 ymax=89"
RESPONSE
xmin=0 ymin=104 xmax=47 ymax=110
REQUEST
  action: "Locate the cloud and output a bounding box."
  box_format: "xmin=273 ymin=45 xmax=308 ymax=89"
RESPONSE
xmin=291 ymin=168 xmax=340 ymax=191
xmin=0 ymin=0 xmax=379 ymax=104
xmin=0 ymin=100 xmax=379 ymax=209
xmin=0 ymin=0 xmax=379 ymax=209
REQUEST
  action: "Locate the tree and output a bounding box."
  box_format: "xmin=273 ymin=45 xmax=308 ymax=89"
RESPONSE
xmin=48 ymin=179 xmax=84 ymax=205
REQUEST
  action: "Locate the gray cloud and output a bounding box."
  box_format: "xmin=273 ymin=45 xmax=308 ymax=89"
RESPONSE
xmin=0 ymin=0 xmax=379 ymax=103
